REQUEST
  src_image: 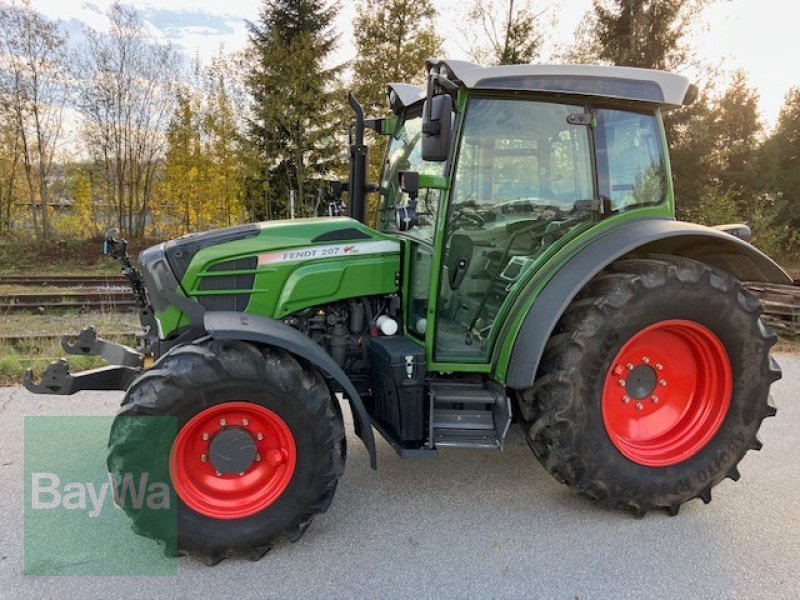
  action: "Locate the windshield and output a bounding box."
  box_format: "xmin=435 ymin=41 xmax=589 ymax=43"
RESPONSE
xmin=376 ymin=114 xmax=444 ymax=244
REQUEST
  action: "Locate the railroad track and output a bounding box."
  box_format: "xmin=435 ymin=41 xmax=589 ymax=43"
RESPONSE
xmin=0 ymin=275 xmax=128 ymax=287
xmin=1 ymin=291 xmax=138 ymax=313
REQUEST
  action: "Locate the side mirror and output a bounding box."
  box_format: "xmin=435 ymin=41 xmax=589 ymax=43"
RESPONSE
xmin=422 ymin=94 xmax=453 ymax=162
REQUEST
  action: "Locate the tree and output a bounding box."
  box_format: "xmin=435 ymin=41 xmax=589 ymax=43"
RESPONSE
xmin=0 ymin=0 xmax=70 ymax=240
xmin=755 ymin=88 xmax=800 ymax=256
xmin=668 ymin=90 xmax=720 ymax=219
xmin=77 ymin=2 xmax=180 ymax=239
xmin=244 ymin=0 xmax=344 ymax=219
xmin=591 ymin=0 xmax=708 ymax=70
xmin=712 ymin=71 xmax=761 ymax=212
xmin=160 ymin=86 xmax=204 ymax=235
xmin=0 ymin=98 xmax=21 ymax=233
xmin=352 ymin=0 xmax=441 ymax=114
xmin=202 ymin=54 xmax=246 ymax=229
xmin=158 ymin=56 xmax=246 ymax=237
xmin=466 ymin=0 xmax=547 ymax=65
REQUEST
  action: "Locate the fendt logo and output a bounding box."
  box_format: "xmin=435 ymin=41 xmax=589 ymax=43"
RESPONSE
xmin=257 ymin=240 xmax=400 ymax=265
xmin=31 ymin=472 xmax=171 ymax=518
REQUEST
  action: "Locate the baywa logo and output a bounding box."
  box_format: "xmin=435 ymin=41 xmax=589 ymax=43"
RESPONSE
xmin=25 ymin=416 xmax=177 ymax=576
xmin=31 ymin=471 xmax=171 ymax=518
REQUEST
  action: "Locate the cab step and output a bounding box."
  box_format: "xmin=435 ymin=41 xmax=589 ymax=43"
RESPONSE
xmin=428 ymin=379 xmax=511 ymax=451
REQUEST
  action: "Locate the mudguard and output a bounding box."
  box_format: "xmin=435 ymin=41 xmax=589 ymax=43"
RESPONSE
xmin=203 ymin=311 xmax=378 ymax=468
xmin=505 ymin=218 xmax=791 ymax=390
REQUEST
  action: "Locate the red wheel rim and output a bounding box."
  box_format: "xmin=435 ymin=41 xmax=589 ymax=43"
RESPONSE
xmin=169 ymin=402 xmax=297 ymax=519
xmin=601 ymin=320 xmax=732 ymax=467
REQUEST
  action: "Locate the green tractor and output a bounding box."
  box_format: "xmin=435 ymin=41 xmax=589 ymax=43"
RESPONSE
xmin=25 ymin=59 xmax=788 ymax=564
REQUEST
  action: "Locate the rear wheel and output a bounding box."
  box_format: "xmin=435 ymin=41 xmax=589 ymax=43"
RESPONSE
xmin=107 ymin=339 xmax=345 ymax=564
xmin=520 ymin=255 xmax=781 ymax=515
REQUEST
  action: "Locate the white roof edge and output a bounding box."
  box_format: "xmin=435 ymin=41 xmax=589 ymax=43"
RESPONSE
xmin=386 ymin=83 xmax=425 ymax=108
xmin=434 ymin=60 xmax=692 ymax=107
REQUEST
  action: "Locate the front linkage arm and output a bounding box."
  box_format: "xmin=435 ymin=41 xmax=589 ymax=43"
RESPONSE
xmin=24 ymin=326 xmax=144 ymax=395
xmin=23 ymin=360 xmax=140 ymax=395
xmin=61 ymin=325 xmax=143 ymax=368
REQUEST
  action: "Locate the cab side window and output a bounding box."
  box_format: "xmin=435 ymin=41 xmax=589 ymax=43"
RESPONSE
xmin=594 ymin=109 xmax=666 ymax=212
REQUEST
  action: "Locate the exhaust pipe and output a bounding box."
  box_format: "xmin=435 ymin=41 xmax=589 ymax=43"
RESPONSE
xmin=348 ymin=92 xmax=367 ymax=224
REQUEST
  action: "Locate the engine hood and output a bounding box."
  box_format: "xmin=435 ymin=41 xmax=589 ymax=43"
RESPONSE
xmin=162 ymin=217 xmax=389 ymax=282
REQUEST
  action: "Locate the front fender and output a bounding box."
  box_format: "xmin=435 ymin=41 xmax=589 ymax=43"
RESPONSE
xmin=203 ymin=311 xmax=377 ymax=468
xmin=504 ymin=218 xmax=790 ymax=390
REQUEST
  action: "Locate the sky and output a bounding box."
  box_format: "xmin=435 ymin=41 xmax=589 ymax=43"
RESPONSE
xmin=31 ymin=0 xmax=800 ymax=128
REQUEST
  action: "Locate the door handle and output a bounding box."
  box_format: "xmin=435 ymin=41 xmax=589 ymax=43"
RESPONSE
xmin=450 ymin=257 xmax=468 ymax=291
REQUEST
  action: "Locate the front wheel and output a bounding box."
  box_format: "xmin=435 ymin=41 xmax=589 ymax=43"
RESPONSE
xmin=521 ymin=255 xmax=781 ymax=516
xmin=107 ymin=339 xmax=345 ymax=564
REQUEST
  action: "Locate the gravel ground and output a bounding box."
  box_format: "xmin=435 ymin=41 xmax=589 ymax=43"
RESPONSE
xmin=0 ymin=353 xmax=798 ymax=599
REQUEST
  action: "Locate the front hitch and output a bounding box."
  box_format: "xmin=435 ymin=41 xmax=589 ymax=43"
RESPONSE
xmin=23 ymin=359 xmax=140 ymax=395
xmin=61 ymin=326 xmax=143 ymax=368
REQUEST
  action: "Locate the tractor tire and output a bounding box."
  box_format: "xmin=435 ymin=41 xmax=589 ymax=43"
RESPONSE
xmin=520 ymin=255 xmax=781 ymax=516
xmin=107 ymin=338 xmax=346 ymax=564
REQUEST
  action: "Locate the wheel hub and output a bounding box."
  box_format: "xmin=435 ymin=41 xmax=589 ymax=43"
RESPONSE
xmin=625 ymin=364 xmax=657 ymax=400
xmin=208 ymin=426 xmax=258 ymax=475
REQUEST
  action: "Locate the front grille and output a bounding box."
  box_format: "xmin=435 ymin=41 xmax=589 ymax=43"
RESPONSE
xmin=195 ymin=256 xmax=257 ymax=312
xmin=197 ymin=294 xmax=251 ymax=311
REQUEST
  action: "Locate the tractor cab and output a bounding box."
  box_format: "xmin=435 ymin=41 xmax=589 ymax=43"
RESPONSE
xmin=374 ymin=61 xmax=683 ymax=365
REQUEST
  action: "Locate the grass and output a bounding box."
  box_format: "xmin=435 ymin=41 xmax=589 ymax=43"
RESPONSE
xmin=0 ymin=310 xmax=140 ymax=337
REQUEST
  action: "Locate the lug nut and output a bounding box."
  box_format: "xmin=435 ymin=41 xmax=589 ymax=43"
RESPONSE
xmin=215 ymin=470 xmax=222 ymax=476
xmin=266 ymin=449 xmax=284 ymax=467
xmin=200 ymin=454 xmax=207 ymax=462
xmin=255 ymin=453 xmax=262 ymax=461
xmin=201 ymin=432 xmax=209 ymax=441
xmin=642 ymin=356 xmax=650 ymax=364
xmin=219 ymin=418 xmax=227 ymax=426
xmin=635 ymin=402 xmax=644 ymax=410
xmin=622 ymin=395 xmax=630 ymax=403
xmin=660 ymin=379 xmax=667 ymax=386
xmin=618 ymin=379 xmax=626 ymax=387
xmin=651 ymin=395 xmax=659 ymax=403
xmin=655 ymin=363 xmax=664 ymax=371
xmin=242 ymin=418 xmax=250 ymax=426
xmin=257 ymin=433 xmax=264 ymax=441
xmin=238 ymin=471 xmax=245 ymax=477
xmin=626 ymin=363 xmax=634 ymax=371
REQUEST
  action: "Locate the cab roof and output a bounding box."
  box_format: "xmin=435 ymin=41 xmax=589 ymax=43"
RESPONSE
xmin=424 ymin=59 xmax=696 ymax=108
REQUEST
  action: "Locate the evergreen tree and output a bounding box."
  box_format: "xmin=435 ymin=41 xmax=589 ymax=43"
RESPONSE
xmin=352 ymin=0 xmax=441 ymax=115
xmin=756 ymin=88 xmax=800 ymax=255
xmin=161 ymin=87 xmax=204 ymax=235
xmin=712 ymin=71 xmax=761 ymax=211
xmin=244 ymin=0 xmax=344 ymax=218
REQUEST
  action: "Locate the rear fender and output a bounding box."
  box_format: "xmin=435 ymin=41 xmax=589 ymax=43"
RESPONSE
xmin=504 ymin=218 xmax=790 ymax=390
xmin=203 ymin=311 xmax=377 ymax=468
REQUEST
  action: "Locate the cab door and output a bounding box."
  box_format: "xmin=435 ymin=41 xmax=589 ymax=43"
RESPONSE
xmin=433 ymin=97 xmax=597 ymax=363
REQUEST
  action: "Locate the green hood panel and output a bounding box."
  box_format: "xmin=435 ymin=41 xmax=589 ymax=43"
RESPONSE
xmin=158 ymin=218 xmax=401 ymax=336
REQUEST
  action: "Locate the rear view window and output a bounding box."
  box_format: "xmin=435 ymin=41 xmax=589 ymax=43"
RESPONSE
xmin=594 ymin=109 xmax=666 ymax=212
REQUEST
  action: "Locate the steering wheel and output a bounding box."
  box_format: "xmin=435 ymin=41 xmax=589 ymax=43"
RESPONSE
xmin=449 ymin=195 xmax=486 ymax=229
